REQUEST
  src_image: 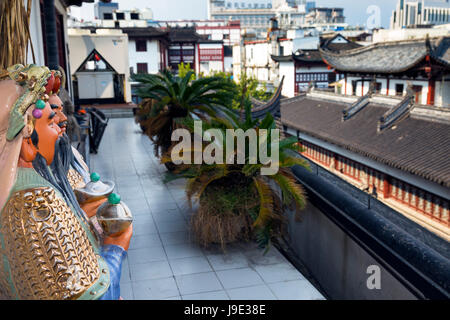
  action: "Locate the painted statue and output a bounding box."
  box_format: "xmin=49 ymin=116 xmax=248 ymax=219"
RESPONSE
xmin=46 ymin=73 xmax=107 ymax=219
xmin=0 ymin=64 xmax=132 ymax=300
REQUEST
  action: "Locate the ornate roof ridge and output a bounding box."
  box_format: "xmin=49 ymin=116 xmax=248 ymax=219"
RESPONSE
xmin=319 ymin=37 xmax=430 ymax=57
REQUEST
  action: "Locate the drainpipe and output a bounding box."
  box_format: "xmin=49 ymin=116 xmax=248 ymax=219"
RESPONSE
xmin=43 ymin=0 xmax=59 ymax=70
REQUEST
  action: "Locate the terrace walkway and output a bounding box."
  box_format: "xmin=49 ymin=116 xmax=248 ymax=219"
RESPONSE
xmin=91 ymin=118 xmax=325 ymax=300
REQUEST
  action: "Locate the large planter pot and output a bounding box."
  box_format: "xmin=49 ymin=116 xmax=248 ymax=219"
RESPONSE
xmin=190 ymin=175 xmax=259 ymax=250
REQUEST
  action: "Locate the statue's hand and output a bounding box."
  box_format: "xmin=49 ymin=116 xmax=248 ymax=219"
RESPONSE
xmin=80 ymin=198 xmax=107 ymax=218
xmin=103 ymin=224 xmax=133 ymax=251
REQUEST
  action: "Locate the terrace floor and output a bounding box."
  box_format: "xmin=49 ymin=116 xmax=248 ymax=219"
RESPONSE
xmin=90 ymin=118 xmax=325 ymax=300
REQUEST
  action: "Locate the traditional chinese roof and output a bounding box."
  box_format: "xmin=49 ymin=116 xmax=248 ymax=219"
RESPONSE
xmin=320 ymin=37 xmax=450 ymax=74
xmin=280 ymin=95 xmax=450 ymax=188
xmin=167 ymin=27 xmax=207 ymax=43
xmin=271 ymin=54 xmax=293 ymax=62
xmin=121 ymin=27 xmax=168 ymax=39
xmin=320 ymin=34 xmax=362 ymax=53
xmin=271 ymin=50 xmax=324 ymax=64
xmin=293 ymin=50 xmax=324 ymax=63
xmin=63 ymin=0 xmax=94 ymax=7
xmin=246 ymin=76 xmax=284 ymax=120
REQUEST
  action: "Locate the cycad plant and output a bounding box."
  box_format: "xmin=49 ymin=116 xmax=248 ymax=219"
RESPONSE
xmin=164 ymin=98 xmax=310 ymax=250
xmin=132 ymin=70 xmax=236 ymax=160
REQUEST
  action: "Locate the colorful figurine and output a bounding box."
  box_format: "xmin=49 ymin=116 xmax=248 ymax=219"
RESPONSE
xmin=0 ymin=64 xmax=131 ymax=300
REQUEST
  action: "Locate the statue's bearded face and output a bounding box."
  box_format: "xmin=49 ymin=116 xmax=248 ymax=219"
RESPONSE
xmin=48 ymin=94 xmax=67 ymax=135
xmin=33 ymin=102 xmax=60 ymax=165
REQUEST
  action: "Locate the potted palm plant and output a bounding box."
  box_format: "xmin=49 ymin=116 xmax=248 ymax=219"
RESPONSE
xmin=132 ymin=70 xmax=236 ymax=170
xmin=165 ymin=99 xmax=310 ymax=251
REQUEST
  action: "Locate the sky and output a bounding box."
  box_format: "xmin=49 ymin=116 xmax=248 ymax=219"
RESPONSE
xmin=70 ymin=0 xmax=398 ymax=28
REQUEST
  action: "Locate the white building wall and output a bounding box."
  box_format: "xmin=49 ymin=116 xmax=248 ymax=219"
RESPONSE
xmin=224 ymin=56 xmax=233 ymax=73
xmin=246 ymin=43 xmax=270 ymax=67
xmin=198 ymin=42 xmax=224 ymax=75
xmin=373 ymin=27 xmax=450 ymax=43
xmin=279 ymin=61 xmax=295 ymax=97
xmin=128 ymin=39 xmax=160 ymax=74
xmin=342 ymin=76 xmax=433 ymax=106
xmin=441 ymin=79 xmax=450 ymax=107
xmin=232 ymin=44 xmax=242 ymax=81
xmin=68 ymin=29 xmax=131 ymax=102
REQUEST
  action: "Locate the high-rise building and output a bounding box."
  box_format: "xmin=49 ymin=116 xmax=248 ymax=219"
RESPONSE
xmin=208 ymin=0 xmax=309 ymax=36
xmin=391 ymin=0 xmax=450 ymax=29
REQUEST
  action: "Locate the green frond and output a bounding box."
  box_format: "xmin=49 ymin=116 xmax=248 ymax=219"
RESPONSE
xmin=252 ymin=177 xmax=274 ymax=229
xmin=186 ymin=166 xmax=228 ymax=203
xmin=242 ymin=163 xmax=263 ymax=176
xmin=269 ymin=171 xmax=306 ymax=210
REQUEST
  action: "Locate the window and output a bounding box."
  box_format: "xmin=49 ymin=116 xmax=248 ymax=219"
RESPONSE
xmin=130 ymin=13 xmax=139 ymax=20
xmin=116 ymin=12 xmax=125 ymax=20
xmin=137 ymin=63 xmax=148 ymax=74
xmin=135 ymin=40 xmax=147 ymax=52
xmin=395 ymin=83 xmax=404 ymax=96
xmin=375 ymin=82 xmax=382 ymax=94
xmin=224 ymin=45 xmax=233 ymax=57
xmin=103 ymin=13 xmax=113 ymax=20
xmin=412 ymin=85 xmax=423 ymax=103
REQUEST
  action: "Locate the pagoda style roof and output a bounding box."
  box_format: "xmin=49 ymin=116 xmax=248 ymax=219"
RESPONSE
xmin=280 ymin=94 xmax=450 ymax=188
xmin=320 ymin=37 xmax=450 ymax=74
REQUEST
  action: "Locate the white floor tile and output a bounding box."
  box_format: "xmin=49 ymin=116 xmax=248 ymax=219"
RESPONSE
xmin=216 ymin=268 xmax=264 ymax=289
xmin=227 ymin=284 xmax=277 ymax=300
xmin=175 ymin=272 xmax=223 ymax=295
xmin=268 ymin=280 xmax=325 ymax=300
xmin=169 ymin=256 xmax=213 ymax=276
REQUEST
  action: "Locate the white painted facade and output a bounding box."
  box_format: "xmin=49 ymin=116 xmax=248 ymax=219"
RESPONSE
xmin=232 ymin=44 xmax=242 ymax=80
xmin=128 ymin=39 xmax=162 ymax=74
xmin=198 ymin=42 xmax=224 ymax=75
xmin=337 ymin=75 xmax=450 ymax=107
xmin=279 ymin=61 xmax=295 ymax=97
xmin=68 ymin=28 xmax=131 ymax=103
xmin=244 ymin=41 xmax=277 ymax=83
xmin=373 ymin=25 xmax=450 ymax=43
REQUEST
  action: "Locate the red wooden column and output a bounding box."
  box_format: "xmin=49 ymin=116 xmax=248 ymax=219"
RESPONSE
xmin=427 ymin=79 xmax=435 ymax=105
xmin=344 ymin=74 xmax=347 ymax=95
xmin=383 ymin=175 xmax=391 ymax=199
xmin=386 ymin=77 xmax=390 ymax=96
xmin=294 ymin=61 xmax=298 ymax=95
xmin=222 ymin=45 xmax=225 ymax=72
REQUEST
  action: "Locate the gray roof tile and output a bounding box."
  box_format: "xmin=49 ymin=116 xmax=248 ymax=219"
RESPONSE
xmin=281 ymin=96 xmax=450 ymax=188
